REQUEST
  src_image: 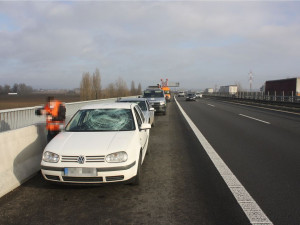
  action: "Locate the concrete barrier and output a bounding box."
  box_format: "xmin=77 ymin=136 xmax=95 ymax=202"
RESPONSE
xmin=0 ymin=96 xmax=136 ymax=198
xmin=0 ymin=124 xmax=47 ymax=198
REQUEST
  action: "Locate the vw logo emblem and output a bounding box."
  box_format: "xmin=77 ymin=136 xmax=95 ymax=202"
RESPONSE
xmin=77 ymin=155 xmax=85 ymax=164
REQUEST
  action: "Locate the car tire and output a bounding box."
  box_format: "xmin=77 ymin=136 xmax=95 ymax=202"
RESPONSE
xmin=131 ymin=152 xmax=142 ymax=185
xmin=163 ymin=110 xmax=166 ymax=115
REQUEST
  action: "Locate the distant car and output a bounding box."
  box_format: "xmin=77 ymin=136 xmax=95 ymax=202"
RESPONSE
xmin=186 ymin=93 xmax=196 ymax=101
xmin=118 ymin=97 xmax=155 ymax=127
xmin=143 ymin=88 xmax=167 ymax=115
xmin=195 ymin=92 xmax=202 ymax=98
xmin=178 ymin=91 xmax=185 ymax=97
xmin=41 ymin=103 xmax=151 ymax=185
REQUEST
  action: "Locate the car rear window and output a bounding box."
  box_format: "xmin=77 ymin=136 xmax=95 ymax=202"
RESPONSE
xmin=143 ymin=90 xmax=164 ymax=98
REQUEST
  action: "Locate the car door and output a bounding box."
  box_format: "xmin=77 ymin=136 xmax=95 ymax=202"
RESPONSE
xmin=146 ymin=100 xmax=154 ymax=124
xmin=133 ymin=106 xmax=148 ymax=159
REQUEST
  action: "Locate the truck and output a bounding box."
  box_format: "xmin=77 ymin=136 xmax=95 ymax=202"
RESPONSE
xmin=161 ymin=86 xmax=171 ymax=102
xmin=219 ymin=85 xmax=238 ymax=95
xmin=264 ymin=77 xmax=300 ymax=97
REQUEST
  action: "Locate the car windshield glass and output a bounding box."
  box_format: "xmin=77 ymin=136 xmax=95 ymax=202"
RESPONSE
xmin=143 ymin=90 xmax=164 ymax=98
xmin=65 ymin=109 xmax=135 ymax=131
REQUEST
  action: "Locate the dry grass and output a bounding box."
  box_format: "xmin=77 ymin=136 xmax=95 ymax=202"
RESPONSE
xmin=0 ymin=93 xmax=80 ymax=110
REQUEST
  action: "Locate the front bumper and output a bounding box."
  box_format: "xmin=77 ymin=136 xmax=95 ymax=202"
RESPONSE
xmin=41 ymin=161 xmax=137 ymax=184
xmin=186 ymin=98 xmax=196 ymax=101
xmin=152 ymin=104 xmax=166 ymax=112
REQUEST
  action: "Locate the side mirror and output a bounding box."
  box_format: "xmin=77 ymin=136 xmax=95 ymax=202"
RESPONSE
xmin=140 ymin=123 xmax=151 ymax=130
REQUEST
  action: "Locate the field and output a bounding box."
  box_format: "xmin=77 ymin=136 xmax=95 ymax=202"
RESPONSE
xmin=0 ymin=93 xmax=80 ymax=110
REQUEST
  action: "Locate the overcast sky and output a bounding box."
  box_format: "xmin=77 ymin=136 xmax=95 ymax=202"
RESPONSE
xmin=1 ymin=1 xmax=300 ymax=91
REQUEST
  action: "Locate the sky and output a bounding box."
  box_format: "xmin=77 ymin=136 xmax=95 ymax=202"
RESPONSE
xmin=1 ymin=1 xmax=300 ymax=91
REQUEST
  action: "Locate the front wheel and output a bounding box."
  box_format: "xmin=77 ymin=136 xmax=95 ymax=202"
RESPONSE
xmin=151 ymin=119 xmax=155 ymax=127
xmin=131 ymin=152 xmax=142 ymax=185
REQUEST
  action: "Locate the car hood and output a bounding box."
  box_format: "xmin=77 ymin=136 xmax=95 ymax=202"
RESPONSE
xmin=45 ymin=131 xmax=135 ymax=155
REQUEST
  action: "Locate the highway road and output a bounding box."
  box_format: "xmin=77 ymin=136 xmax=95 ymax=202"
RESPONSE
xmin=0 ymin=97 xmax=299 ymax=225
xmin=176 ymin=96 xmax=300 ymax=225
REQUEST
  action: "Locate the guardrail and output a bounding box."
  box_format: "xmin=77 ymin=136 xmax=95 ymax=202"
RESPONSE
xmin=203 ymin=92 xmax=300 ymax=109
xmin=0 ymin=98 xmax=117 ymax=133
xmin=206 ymin=92 xmax=300 ymax=102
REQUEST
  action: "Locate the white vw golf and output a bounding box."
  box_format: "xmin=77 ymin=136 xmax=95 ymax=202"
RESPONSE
xmin=41 ymin=103 xmax=151 ymax=185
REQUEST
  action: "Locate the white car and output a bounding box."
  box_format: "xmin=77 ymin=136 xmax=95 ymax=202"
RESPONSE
xmin=178 ymin=91 xmax=185 ymax=97
xmin=41 ymin=103 xmax=151 ymax=185
xmin=195 ymin=92 xmax=203 ymax=98
xmin=118 ymin=97 xmax=155 ymax=126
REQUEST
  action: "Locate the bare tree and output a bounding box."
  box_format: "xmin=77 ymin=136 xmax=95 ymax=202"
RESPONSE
xmin=4 ymin=85 xmax=10 ymax=94
xmin=92 ymin=68 xmax=101 ymax=99
xmin=12 ymin=83 xmax=19 ymax=93
xmin=106 ymin=83 xmax=116 ymax=98
xmin=137 ymin=83 xmax=142 ymax=95
xmin=18 ymin=83 xmax=33 ymax=94
xmin=130 ymin=81 xmax=136 ymax=95
xmin=80 ymin=72 xmax=92 ymax=100
xmin=115 ymin=77 xmax=129 ymax=97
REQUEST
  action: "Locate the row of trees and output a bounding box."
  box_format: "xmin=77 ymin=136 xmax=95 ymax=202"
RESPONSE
xmin=80 ymin=68 xmax=102 ymax=100
xmin=0 ymin=83 xmax=33 ymax=95
xmin=80 ymin=68 xmax=142 ymax=100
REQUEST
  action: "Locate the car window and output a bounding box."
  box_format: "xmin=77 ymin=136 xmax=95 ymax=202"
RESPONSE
xmin=143 ymin=90 xmax=164 ymax=98
xmin=65 ymin=109 xmax=135 ymax=131
xmin=119 ymin=100 xmax=147 ymax=111
xmin=137 ymin=101 xmax=147 ymax=111
xmin=135 ymin=106 xmax=145 ymax=122
xmin=134 ymin=107 xmax=143 ymax=127
xmin=145 ymin=100 xmax=151 ymax=110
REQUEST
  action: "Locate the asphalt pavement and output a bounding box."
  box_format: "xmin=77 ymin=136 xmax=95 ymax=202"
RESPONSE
xmin=0 ymin=100 xmax=251 ymax=225
xmin=176 ymin=97 xmax=300 ymax=225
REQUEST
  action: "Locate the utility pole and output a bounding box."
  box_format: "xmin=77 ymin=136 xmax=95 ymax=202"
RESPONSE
xmin=249 ymin=70 xmax=254 ymax=92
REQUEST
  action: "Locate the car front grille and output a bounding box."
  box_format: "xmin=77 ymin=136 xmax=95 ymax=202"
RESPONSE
xmin=62 ymin=176 xmax=103 ymax=182
xmin=61 ymin=155 xmax=105 ymax=163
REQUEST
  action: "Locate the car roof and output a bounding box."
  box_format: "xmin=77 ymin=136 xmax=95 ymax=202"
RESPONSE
xmin=80 ymin=102 xmax=136 ymax=110
xmin=119 ymin=97 xmax=147 ymax=102
xmin=144 ymin=88 xmax=163 ymax=91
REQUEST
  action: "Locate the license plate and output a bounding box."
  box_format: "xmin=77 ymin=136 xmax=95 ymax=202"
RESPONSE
xmin=64 ymin=168 xmax=97 ymax=177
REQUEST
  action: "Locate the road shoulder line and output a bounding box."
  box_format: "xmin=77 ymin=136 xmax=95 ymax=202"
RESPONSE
xmin=175 ymin=97 xmax=273 ymax=225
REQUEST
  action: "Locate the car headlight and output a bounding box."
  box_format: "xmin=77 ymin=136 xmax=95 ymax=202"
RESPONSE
xmin=106 ymin=151 xmax=128 ymax=163
xmin=160 ymin=101 xmax=165 ymax=105
xmin=43 ymin=151 xmax=59 ymax=163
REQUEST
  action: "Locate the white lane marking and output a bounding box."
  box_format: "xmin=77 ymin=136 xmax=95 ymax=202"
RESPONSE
xmin=174 ymin=97 xmax=273 ymax=225
xmin=222 ymin=100 xmax=300 ymax=116
xmin=208 ymin=104 xmax=215 ymax=107
xmin=239 ymin=114 xmax=270 ymax=125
